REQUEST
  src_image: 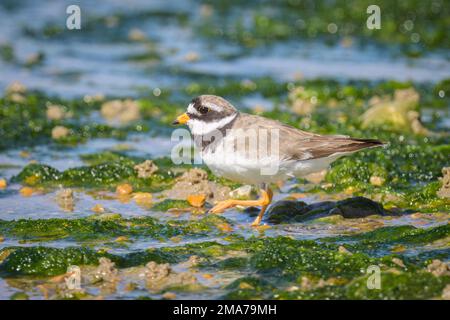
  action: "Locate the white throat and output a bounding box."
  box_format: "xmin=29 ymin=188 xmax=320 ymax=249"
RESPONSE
xmin=188 ymin=113 xmax=237 ymax=136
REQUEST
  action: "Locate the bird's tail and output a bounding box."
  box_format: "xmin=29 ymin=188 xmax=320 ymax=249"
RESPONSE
xmin=342 ymin=138 xmax=386 ymax=152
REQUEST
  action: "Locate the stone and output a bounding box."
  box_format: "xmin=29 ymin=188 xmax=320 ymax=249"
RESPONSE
xmin=94 ymin=258 xmax=119 ymax=283
xmin=116 ymin=183 xmax=133 ymax=195
xmin=304 ymin=169 xmax=327 ymax=184
xmin=56 ymin=188 xmax=75 ymax=212
xmin=336 ymin=196 xmax=385 ymax=218
xmin=338 ymin=246 xmax=352 ymax=255
xmin=145 ymin=261 xmax=197 ymax=292
xmin=427 ymin=259 xmax=450 ymax=277
xmin=5 ymin=81 xmax=26 ymax=94
xmin=164 ymin=168 xmax=230 ymax=204
xmin=442 ymin=284 xmax=450 ymax=300
xmin=51 ymin=126 xmax=70 ymax=140
xmin=392 ymin=258 xmax=406 ymax=268
xmin=19 ymin=186 xmax=34 ymax=197
xmin=370 ymin=176 xmax=385 ymax=187
xmin=100 ymin=99 xmax=140 ymax=124
xmin=187 ymin=194 xmax=206 ymax=207
xmin=437 ymin=167 xmax=450 ymax=199
xmin=361 ymin=88 xmax=434 ymax=135
xmin=46 ymin=104 xmax=68 ymax=120
xmin=229 ymin=185 xmax=254 ymax=199
xmin=134 ymin=160 xmax=158 ymax=178
xmin=266 ymin=196 xmax=387 ymax=223
xmin=133 ymin=192 xmax=153 ymax=206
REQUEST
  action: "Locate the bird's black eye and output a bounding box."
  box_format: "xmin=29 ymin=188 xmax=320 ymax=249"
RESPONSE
xmin=198 ymin=105 xmax=209 ymax=115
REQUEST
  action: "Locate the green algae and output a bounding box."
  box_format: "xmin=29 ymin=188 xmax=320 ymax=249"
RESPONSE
xmin=0 ymin=246 xmax=185 ymax=277
xmin=26 ymin=9 xmax=188 ymax=43
xmin=80 ymin=151 xmax=145 ymax=166
xmin=15 ymin=163 xmax=61 ymax=184
xmin=0 ymin=216 xmax=177 ymax=242
xmin=250 ymin=237 xmax=375 ymax=279
xmin=326 ymin=224 xmax=450 ymax=246
xmin=151 ymin=199 xmax=191 ymax=211
xmin=402 ymin=181 xmax=450 ymax=212
xmin=326 ymin=144 xmax=450 ymax=188
xmin=184 ymin=77 xmax=287 ymax=100
xmin=10 ymin=292 xmax=29 ymax=300
xmin=0 ymin=240 xmax=230 ymax=276
xmin=323 ymin=224 xmax=450 ymax=257
xmin=198 ymin=0 xmax=449 ymax=54
xmin=0 ymin=226 xmax=448 ymax=298
xmin=0 ymin=91 xmax=149 ymax=150
xmin=224 ymin=276 xmax=275 ymax=300
xmin=14 ymin=158 xmax=176 ymax=191
xmin=343 ymin=272 xmax=448 ymax=300
xmin=173 ymin=215 xmax=236 ymax=235
xmin=0 ymin=1 xmax=448 ymax=301
xmin=222 ymin=234 xmax=450 ymax=299
xmin=215 ymin=257 xmax=249 ymax=270
xmin=322 ymin=143 xmax=450 ymax=212
xmin=0 ymin=43 xmax=15 ymax=62
xmin=274 ymin=272 xmax=448 ymax=300
xmin=0 ymin=246 xmax=112 ymax=276
xmin=0 ymin=215 xmax=237 ymax=243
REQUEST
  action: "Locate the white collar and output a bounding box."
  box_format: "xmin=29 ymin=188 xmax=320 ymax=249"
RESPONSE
xmin=188 ymin=113 xmax=237 ymax=136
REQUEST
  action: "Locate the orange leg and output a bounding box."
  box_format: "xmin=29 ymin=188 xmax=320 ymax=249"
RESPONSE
xmin=251 ymin=188 xmax=273 ymax=227
xmin=209 ymin=187 xmax=273 ymax=226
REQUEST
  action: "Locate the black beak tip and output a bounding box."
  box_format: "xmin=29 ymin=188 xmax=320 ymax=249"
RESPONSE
xmin=171 ymin=120 xmax=179 ymax=125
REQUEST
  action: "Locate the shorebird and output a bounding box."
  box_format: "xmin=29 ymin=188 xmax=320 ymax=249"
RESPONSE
xmin=173 ymin=95 xmax=384 ymax=226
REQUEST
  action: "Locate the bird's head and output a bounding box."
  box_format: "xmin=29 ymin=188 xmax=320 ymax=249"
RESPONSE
xmin=172 ymin=95 xmax=238 ymax=135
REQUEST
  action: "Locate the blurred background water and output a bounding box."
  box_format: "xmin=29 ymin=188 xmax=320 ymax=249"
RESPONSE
xmin=0 ymin=0 xmax=449 ymax=97
xmin=0 ymin=0 xmax=448 ymax=300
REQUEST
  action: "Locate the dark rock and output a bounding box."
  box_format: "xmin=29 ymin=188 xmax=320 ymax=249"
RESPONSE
xmin=335 ymin=196 xmax=385 ymax=218
xmin=266 ymin=200 xmax=309 ymax=223
xmin=266 ymin=196 xmax=387 ymax=224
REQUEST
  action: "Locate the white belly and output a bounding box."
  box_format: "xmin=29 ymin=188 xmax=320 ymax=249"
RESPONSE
xmin=201 ymin=146 xmax=343 ymax=185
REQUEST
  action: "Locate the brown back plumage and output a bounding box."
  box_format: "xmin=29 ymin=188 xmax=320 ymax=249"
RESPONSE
xmin=230 ymin=113 xmax=384 ymax=161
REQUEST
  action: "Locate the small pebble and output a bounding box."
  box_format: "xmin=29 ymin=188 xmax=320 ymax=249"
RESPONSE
xmin=162 ymin=292 xmax=177 ymax=300
xmin=51 ymin=126 xmax=70 ymax=140
xmin=20 ymin=187 xmax=34 ymax=197
xmin=392 ymin=257 xmax=406 ymax=268
xmin=338 ymin=246 xmax=352 ymax=255
xmin=116 ymin=183 xmax=133 ymax=195
xmin=217 ymin=223 xmax=233 ymax=233
xmin=115 ymin=236 xmax=129 ymax=243
xmin=187 ymin=194 xmax=206 ymax=207
xmin=370 ymin=176 xmax=385 ymax=186
xmin=133 ymin=192 xmax=153 ymax=206
xmin=91 ymin=204 xmax=105 ymax=213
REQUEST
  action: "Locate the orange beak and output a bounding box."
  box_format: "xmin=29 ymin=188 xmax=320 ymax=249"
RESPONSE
xmin=172 ymin=113 xmax=190 ymax=125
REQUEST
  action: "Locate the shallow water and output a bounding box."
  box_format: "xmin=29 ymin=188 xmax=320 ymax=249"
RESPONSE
xmin=1 ymin=0 xmax=449 ymax=97
xmin=0 ymin=0 xmax=449 ymax=300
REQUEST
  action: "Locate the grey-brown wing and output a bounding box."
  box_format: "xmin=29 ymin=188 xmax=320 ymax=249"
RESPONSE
xmin=233 ymin=113 xmax=383 ymax=161
xmin=284 ymin=135 xmax=384 ymax=160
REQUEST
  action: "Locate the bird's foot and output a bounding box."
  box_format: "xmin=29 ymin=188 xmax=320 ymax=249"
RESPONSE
xmin=209 ymin=189 xmax=273 ymax=226
xmin=250 ymin=215 xmax=263 ymax=227
xmin=209 ymin=200 xmax=237 ymax=214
